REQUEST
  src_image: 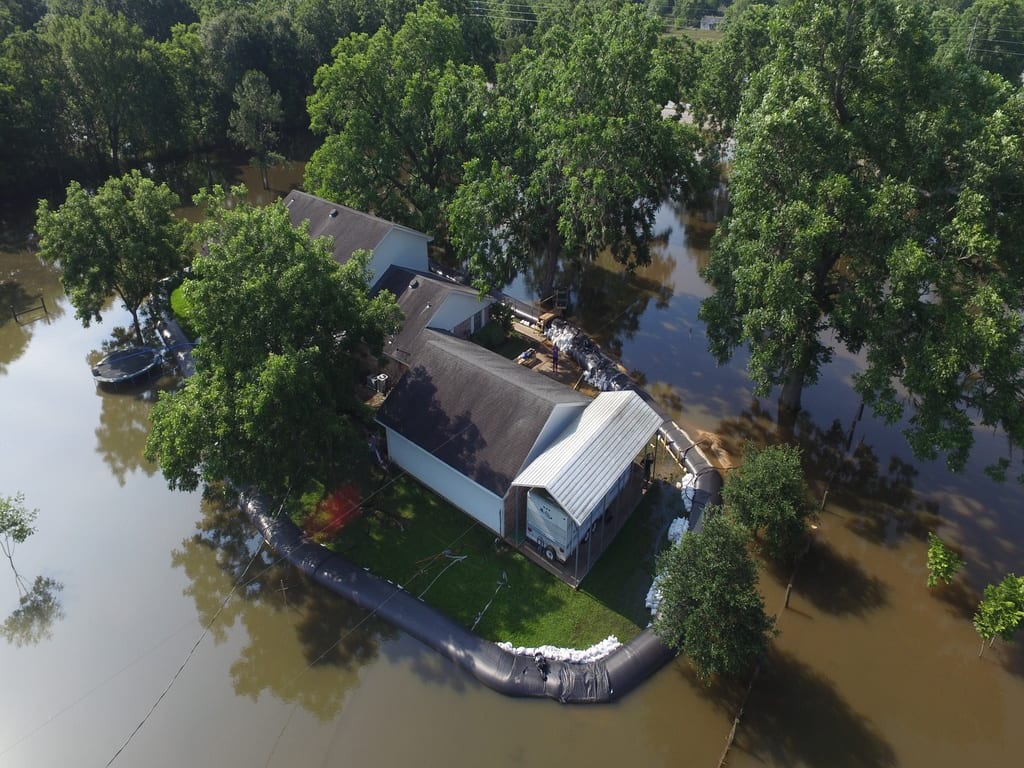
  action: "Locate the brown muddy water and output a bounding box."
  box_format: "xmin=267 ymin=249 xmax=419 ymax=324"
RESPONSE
xmin=1 ymin=172 xmax=1022 ymax=767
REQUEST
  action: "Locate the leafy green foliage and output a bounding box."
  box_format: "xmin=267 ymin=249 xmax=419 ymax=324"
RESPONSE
xmin=145 ymin=185 xmax=403 ymax=500
xmin=699 ymin=0 xmax=1024 ymax=478
xmin=306 ymin=1 xmax=487 ymax=240
xmin=228 ymin=69 xmax=283 ymax=189
xmin=723 ymin=443 xmax=810 ymax=561
xmin=450 ymin=2 xmax=708 ymax=294
xmin=973 ymin=574 xmax=1024 ymax=654
xmin=42 ymin=7 xmax=176 ymax=171
xmin=0 ymin=492 xmax=37 ymax=551
xmin=653 ymin=508 xmax=774 ymax=683
xmin=35 ymin=170 xmax=188 ymax=344
xmin=926 ymin=532 xmax=964 ymax=588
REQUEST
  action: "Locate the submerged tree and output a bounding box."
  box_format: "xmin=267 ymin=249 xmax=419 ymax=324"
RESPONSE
xmin=0 ymin=492 xmax=36 ymax=591
xmin=449 ymin=1 xmax=708 ymax=295
xmin=973 ymin=574 xmax=1024 ymax=657
xmin=35 ymin=170 xmax=189 ymax=345
xmin=145 ymin=185 xmax=403 ymax=501
xmin=653 ymin=508 xmax=774 ymax=682
xmin=723 ymin=443 xmax=811 ymax=561
xmin=926 ymin=532 xmax=965 ymax=589
xmin=699 ymin=0 xmax=1024 ymax=479
xmin=306 ymin=1 xmax=487 ymax=241
xmin=229 ymin=69 xmax=283 ymax=191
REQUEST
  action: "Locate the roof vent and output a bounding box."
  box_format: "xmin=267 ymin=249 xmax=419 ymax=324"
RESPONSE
xmin=409 ymin=278 xmax=420 ymax=289
xmin=329 ymin=209 xmax=338 ymax=217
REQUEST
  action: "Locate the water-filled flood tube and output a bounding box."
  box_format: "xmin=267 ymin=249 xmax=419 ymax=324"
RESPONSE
xmin=241 ymin=442 xmax=720 ymax=704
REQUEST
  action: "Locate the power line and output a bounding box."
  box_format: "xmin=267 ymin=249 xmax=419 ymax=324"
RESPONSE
xmin=106 ymin=529 xmax=268 ymax=765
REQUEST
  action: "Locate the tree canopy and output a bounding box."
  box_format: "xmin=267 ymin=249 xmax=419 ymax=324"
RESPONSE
xmin=698 ymin=0 xmax=1024 ymax=479
xmin=973 ymin=574 xmax=1024 ymax=656
xmin=722 ymin=443 xmax=811 ymax=561
xmin=652 ymin=508 xmax=774 ymax=682
xmin=449 ymin=1 xmax=708 ymax=294
xmin=145 ymin=185 xmax=403 ymax=501
xmin=228 ymin=68 xmax=283 ymax=190
xmin=306 ymin=1 xmax=487 ymax=241
xmin=35 ymin=170 xmax=189 ymax=344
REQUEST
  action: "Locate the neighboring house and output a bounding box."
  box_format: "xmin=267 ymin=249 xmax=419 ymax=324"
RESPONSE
xmin=700 ymin=14 xmax=724 ymax=30
xmin=283 ymin=190 xmax=431 ymax=286
xmin=373 ymin=265 xmax=495 ymax=364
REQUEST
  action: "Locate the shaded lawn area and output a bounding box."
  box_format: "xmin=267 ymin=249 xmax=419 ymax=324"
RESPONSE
xmin=323 ymin=472 xmax=678 ymax=649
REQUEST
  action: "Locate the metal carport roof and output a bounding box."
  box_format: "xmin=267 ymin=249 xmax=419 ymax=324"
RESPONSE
xmin=511 ymin=391 xmax=663 ymax=526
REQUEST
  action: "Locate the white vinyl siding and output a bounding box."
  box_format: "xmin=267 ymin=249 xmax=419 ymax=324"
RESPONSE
xmin=384 ymin=427 xmax=504 ymax=535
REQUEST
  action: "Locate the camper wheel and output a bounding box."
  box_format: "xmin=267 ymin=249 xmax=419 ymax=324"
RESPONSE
xmin=544 ymin=546 xmax=556 ymax=562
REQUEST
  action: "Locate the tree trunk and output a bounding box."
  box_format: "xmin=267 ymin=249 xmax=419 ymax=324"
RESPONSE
xmin=130 ymin=307 xmax=144 ymax=346
xmin=537 ymin=222 xmax=561 ymax=303
xmin=777 ymin=363 xmax=807 ymax=439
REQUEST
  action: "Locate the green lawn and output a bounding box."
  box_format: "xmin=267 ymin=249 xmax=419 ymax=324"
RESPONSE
xmin=322 ymin=471 xmax=678 ymax=649
xmin=168 ymin=284 xmax=198 ymax=340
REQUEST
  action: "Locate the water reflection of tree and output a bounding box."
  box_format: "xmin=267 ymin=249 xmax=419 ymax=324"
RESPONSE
xmin=685 ymin=649 xmax=896 ymax=768
xmin=566 ymin=245 xmax=675 ymax=360
xmin=709 ymin=397 xmax=940 ymax=547
xmin=172 ymin=489 xmax=398 ymax=721
xmin=0 ymin=256 xmax=65 ymax=376
xmin=2 ymin=576 xmax=65 ymax=647
xmin=94 ymin=389 xmax=162 ymax=485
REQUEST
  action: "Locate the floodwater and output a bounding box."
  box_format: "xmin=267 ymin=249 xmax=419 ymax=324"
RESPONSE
xmin=1 ymin=171 xmax=1022 ymax=767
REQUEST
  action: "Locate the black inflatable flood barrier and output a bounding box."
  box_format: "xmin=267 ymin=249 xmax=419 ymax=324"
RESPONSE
xmin=240 ymin=436 xmax=721 ymax=704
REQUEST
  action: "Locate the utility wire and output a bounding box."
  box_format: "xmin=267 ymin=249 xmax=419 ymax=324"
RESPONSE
xmin=105 ymin=528 xmax=267 ymax=765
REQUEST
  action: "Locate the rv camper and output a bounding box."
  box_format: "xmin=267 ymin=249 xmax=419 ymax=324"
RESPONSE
xmin=525 ymin=489 xmax=581 ymax=563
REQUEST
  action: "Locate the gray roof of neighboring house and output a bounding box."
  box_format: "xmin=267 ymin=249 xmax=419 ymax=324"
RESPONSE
xmin=282 ymin=190 xmax=430 ymax=264
xmin=512 ymin=391 xmax=663 ymax=525
xmin=373 ymin=266 xmax=490 ymax=364
xmin=376 ymin=329 xmax=589 ymax=498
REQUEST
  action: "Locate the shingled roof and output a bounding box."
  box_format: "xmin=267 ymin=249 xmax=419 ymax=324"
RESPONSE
xmin=376 ymin=330 xmax=589 ymax=497
xmin=373 ymin=266 xmax=486 ymax=363
xmin=283 ymin=190 xmax=429 ymax=265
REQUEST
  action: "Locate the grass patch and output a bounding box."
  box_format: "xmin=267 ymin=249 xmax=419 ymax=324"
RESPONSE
xmin=580 ymin=481 xmax=680 ymax=627
xmin=490 ymin=331 xmax=535 ymax=361
xmin=169 ymin=283 xmax=199 ymax=340
xmin=326 ymin=471 xmax=652 ymax=648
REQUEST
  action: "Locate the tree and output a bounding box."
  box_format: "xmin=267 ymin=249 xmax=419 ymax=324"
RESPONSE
xmin=0 ymin=492 xmax=36 ymax=589
xmin=228 ymin=69 xmax=283 ymax=190
xmin=159 ymin=22 xmax=221 ymax=157
xmin=145 ymin=185 xmax=403 ymax=501
xmin=926 ymin=532 xmax=964 ymax=588
xmin=973 ymin=574 xmax=1024 ymax=656
xmin=448 ymin=2 xmax=707 ymax=295
xmin=690 ymin=2 xmax=775 ymax=144
xmin=958 ymin=0 xmax=1024 ymax=84
xmin=652 ymin=508 xmax=774 ymax=682
xmin=722 ymin=443 xmax=811 ymax=561
xmin=306 ymin=1 xmax=487 ymax=241
xmin=698 ymin=0 xmax=1024 ymax=478
xmin=35 ymin=171 xmax=188 ymax=345
xmin=42 ymin=7 xmax=173 ymax=172
xmin=0 ymin=28 xmax=67 ymax=193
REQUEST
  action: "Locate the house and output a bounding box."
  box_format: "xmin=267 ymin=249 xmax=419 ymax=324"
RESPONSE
xmin=700 ymin=14 xmax=724 ymax=31
xmin=286 ymin=191 xmax=661 ymax=583
xmin=283 ymin=190 xmax=431 ymax=286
